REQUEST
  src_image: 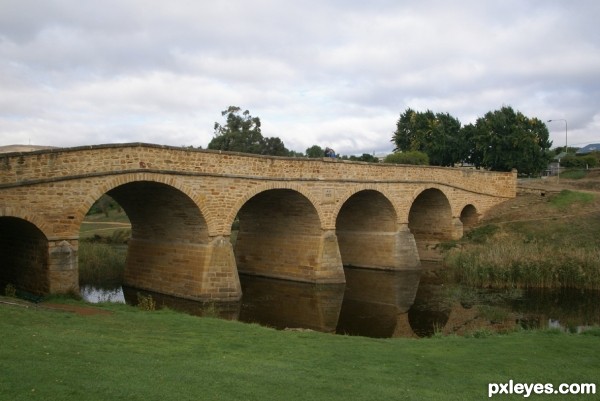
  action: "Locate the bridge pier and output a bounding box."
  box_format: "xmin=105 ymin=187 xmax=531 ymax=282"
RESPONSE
xmin=395 ymin=224 xmax=421 ymax=269
xmin=451 ymin=217 xmax=464 ymax=240
xmin=314 ymin=230 xmax=345 ymax=283
xmin=124 ymin=236 xmax=242 ymax=302
xmin=202 ymin=236 xmax=242 ymax=300
xmin=337 ymin=223 xmax=421 ymax=270
xmin=47 ymin=239 xmax=79 ymax=295
xmin=235 ymin=228 xmax=345 ymax=284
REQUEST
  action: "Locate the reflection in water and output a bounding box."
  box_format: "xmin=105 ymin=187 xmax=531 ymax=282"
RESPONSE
xmin=81 ymin=266 xmax=600 ymax=338
xmin=510 ymin=288 xmax=600 ymax=333
xmin=121 ymin=286 xmax=242 ymax=320
xmin=239 ymin=275 xmax=345 ymax=333
xmin=336 ymin=267 xmax=422 ymax=338
xmin=407 ymin=270 xmax=452 ymax=337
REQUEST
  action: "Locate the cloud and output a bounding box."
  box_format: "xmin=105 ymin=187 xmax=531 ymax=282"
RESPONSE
xmin=1 ymin=0 xmax=599 ymax=154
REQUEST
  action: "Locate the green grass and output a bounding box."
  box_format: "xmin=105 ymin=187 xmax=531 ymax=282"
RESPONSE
xmin=80 ymin=207 xmax=131 ymax=239
xmin=1 ymin=300 xmax=598 ymax=400
xmin=560 ymin=169 xmax=588 ymax=180
xmin=549 ymin=189 xmax=595 ymax=209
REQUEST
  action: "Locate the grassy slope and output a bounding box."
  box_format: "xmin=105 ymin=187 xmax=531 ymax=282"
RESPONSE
xmin=1 ymin=300 xmax=598 ymax=401
xmin=443 ymin=172 xmax=600 ymax=289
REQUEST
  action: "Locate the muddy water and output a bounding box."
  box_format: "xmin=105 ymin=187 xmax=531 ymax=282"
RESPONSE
xmin=81 ymin=266 xmax=600 ymax=338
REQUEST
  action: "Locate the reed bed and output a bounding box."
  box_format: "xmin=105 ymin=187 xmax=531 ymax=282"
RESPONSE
xmin=444 ymin=188 xmax=600 ymax=290
xmin=444 ymin=239 xmax=600 ymax=289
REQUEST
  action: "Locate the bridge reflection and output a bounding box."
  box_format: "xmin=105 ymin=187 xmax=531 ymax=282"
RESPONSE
xmin=119 ymin=267 xmax=427 ymax=337
xmin=336 ymin=267 xmax=421 ymax=337
xmin=110 ymin=265 xmax=600 ymax=338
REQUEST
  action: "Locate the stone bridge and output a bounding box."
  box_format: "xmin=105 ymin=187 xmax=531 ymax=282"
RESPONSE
xmin=0 ymin=143 xmax=516 ymax=302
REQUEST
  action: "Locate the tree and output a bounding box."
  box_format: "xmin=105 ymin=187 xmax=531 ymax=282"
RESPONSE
xmin=287 ymin=150 xmax=305 ymax=158
xmin=392 ymin=108 xmax=433 ymax=153
xmin=305 ymin=145 xmax=325 ymax=158
xmin=459 ymin=123 xmax=491 ymax=168
xmin=208 ymin=106 xmax=291 ymax=156
xmin=348 ymin=153 xmax=379 ymax=163
xmin=470 ymin=106 xmax=552 ymax=175
xmin=262 ymin=137 xmax=288 ymax=156
xmin=392 ymin=108 xmax=462 ymax=166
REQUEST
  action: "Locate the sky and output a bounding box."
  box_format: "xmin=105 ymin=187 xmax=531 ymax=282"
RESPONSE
xmin=1 ymin=0 xmax=599 ymax=156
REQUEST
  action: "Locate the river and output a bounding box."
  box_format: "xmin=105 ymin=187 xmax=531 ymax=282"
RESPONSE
xmin=81 ymin=264 xmax=600 ymax=338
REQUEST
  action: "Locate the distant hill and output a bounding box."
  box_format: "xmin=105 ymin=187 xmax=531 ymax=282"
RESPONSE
xmin=0 ymin=145 xmax=57 ymax=154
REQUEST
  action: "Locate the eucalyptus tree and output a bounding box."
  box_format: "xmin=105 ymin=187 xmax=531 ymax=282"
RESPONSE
xmin=208 ymin=106 xmax=291 ymax=156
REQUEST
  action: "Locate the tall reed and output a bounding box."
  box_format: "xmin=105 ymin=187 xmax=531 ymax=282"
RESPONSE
xmin=444 ymin=238 xmax=600 ymax=290
xmin=78 ymin=242 xmax=126 ymax=288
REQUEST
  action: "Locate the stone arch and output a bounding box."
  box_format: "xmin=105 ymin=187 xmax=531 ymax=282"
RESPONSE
xmin=335 ymin=189 xmax=399 ymax=269
xmin=331 ymin=185 xmax=399 ymax=228
xmin=408 ymin=187 xmax=454 ymax=261
xmin=226 ymin=182 xmax=325 ymax=232
xmin=73 ymin=172 xmax=213 ymax=235
xmin=460 ymin=204 xmax=479 ymax=232
xmin=233 ymin=187 xmax=343 ymax=283
xmin=75 ymin=174 xmax=223 ymax=300
xmin=408 ymin=185 xmax=453 ymax=212
xmin=0 ymin=207 xmax=53 ymax=239
xmin=0 ymin=216 xmax=49 ymax=295
xmin=106 ymin=181 xmax=209 ymax=244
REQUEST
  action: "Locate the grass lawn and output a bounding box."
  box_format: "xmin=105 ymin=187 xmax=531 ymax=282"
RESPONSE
xmin=1 ymin=298 xmax=598 ymax=401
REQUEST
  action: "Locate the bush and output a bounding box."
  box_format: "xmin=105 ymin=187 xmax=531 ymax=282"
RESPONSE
xmin=561 ymin=155 xmax=598 ymax=168
xmin=384 ymin=151 xmax=429 ymax=165
xmin=465 ymin=224 xmax=499 ymax=244
xmin=4 ymin=283 xmax=16 ymax=297
xmin=137 ymin=293 xmax=156 ymax=311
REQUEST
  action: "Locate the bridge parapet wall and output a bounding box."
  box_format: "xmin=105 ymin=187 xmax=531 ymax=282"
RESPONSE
xmin=0 ymin=143 xmax=516 ymax=199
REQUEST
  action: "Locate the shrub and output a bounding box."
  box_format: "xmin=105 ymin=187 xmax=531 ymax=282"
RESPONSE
xmin=561 ymin=155 xmax=598 ymax=168
xmin=137 ymin=293 xmax=156 ymax=311
xmin=4 ymin=283 xmax=16 ymax=297
xmin=465 ymin=224 xmax=499 ymax=244
xmin=384 ymin=151 xmax=429 ymax=165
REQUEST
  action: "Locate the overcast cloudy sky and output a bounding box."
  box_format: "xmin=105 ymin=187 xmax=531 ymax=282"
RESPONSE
xmin=1 ymin=0 xmax=599 ymax=155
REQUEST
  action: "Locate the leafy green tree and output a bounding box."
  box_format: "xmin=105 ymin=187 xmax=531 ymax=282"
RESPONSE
xmin=392 ymin=108 xmax=462 ymax=166
xmin=209 ymin=106 xmax=263 ymax=153
xmin=562 ymin=155 xmax=598 ymax=168
xmin=287 ymin=150 xmax=305 ymax=157
xmin=471 ymin=106 xmax=552 ymax=174
xmin=306 ymin=145 xmax=325 ymax=158
xmin=384 ymin=151 xmax=429 ymax=165
xmin=348 ymin=153 xmax=379 ymax=163
xmin=459 ymin=123 xmax=485 ymax=167
xmin=262 ymin=137 xmax=288 ymax=156
xmin=429 ymin=112 xmax=462 ymax=166
xmin=208 ymin=106 xmax=292 ymax=156
xmin=392 ymin=108 xmax=433 ymax=153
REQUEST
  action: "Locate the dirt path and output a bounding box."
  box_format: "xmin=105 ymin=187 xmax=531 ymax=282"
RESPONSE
xmin=482 ymin=172 xmax=600 ymax=224
xmin=1 ymin=296 xmax=112 ymax=316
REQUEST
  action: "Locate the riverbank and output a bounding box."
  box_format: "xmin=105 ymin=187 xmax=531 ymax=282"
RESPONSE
xmin=1 ymin=296 xmax=598 ymax=400
xmin=443 ymin=170 xmax=600 ymax=289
